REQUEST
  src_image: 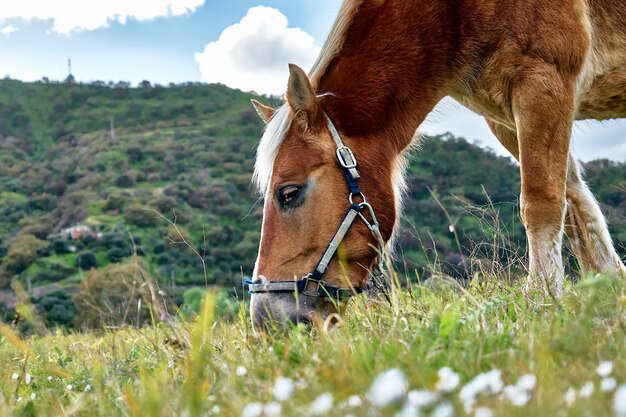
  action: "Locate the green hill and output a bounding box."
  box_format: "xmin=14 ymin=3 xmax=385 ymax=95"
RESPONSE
xmin=0 ymin=79 xmax=624 ymax=328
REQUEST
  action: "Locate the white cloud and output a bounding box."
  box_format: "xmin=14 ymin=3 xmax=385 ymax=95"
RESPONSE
xmin=0 ymin=25 xmax=18 ymax=37
xmin=195 ymin=6 xmax=320 ymax=95
xmin=0 ymin=0 xmax=205 ymax=35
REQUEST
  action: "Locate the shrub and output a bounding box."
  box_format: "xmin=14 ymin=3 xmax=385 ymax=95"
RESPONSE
xmin=51 ymin=238 xmax=71 ymax=254
xmin=114 ymin=174 xmax=135 ymax=188
xmin=73 ymin=260 xmax=168 ymax=329
xmin=107 ymin=247 xmax=127 ymax=263
xmin=27 ymin=193 xmax=57 ymax=211
xmin=77 ymin=251 xmax=98 ymax=270
xmin=124 ymin=204 xmax=158 ymax=227
xmin=101 ymin=231 xmax=128 ymax=250
xmin=126 ymin=146 xmax=144 ymax=163
xmin=31 ymin=258 xmax=75 ymax=284
xmin=103 ymin=192 xmax=127 ymax=212
xmin=3 ymin=234 xmax=46 ymax=274
xmin=36 ymin=244 xmax=51 ymax=257
xmin=35 ymin=290 xmax=76 ymax=328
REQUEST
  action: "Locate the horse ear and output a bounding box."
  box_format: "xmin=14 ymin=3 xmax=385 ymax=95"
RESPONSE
xmin=286 ymin=63 xmax=318 ymax=123
xmin=250 ymin=99 xmax=275 ymax=124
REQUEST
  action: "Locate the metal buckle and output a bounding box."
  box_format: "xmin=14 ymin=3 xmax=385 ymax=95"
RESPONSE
xmin=301 ymin=276 xmax=323 ymax=297
xmin=334 ymin=288 xmax=354 ymax=301
xmin=336 ymin=146 xmax=357 ymax=169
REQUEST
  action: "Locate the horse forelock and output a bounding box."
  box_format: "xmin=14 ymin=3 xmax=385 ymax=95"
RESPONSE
xmin=253 ymin=105 xmax=292 ymax=193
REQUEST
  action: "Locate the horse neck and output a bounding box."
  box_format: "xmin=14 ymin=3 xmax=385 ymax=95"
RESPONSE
xmin=315 ymin=0 xmax=475 ymax=150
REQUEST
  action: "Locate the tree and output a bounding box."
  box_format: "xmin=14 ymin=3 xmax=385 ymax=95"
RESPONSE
xmin=3 ymin=234 xmax=46 ymax=274
xmin=124 ymin=204 xmax=158 ymax=227
xmin=77 ymin=251 xmax=98 ymax=270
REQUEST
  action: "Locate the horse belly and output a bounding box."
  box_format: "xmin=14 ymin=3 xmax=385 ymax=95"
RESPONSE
xmin=576 ymin=66 xmax=626 ymax=120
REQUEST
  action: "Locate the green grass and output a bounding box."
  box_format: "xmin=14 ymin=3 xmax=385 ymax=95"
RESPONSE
xmin=1 ymin=274 xmax=625 ymax=416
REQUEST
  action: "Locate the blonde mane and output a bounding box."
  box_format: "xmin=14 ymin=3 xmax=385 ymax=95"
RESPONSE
xmin=253 ymin=0 xmax=366 ymax=193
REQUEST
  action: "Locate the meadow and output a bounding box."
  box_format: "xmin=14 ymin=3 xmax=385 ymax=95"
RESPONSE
xmin=1 ymin=79 xmax=625 ymax=417
xmin=2 ymin=272 xmax=626 ymax=417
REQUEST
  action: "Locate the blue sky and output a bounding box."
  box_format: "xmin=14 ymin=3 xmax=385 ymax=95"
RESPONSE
xmin=0 ymin=1 xmax=624 ymax=161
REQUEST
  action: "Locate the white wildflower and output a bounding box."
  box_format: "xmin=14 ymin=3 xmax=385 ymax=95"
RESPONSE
xmin=310 ymin=392 xmax=333 ymax=415
xmin=431 ymin=401 xmax=454 ymax=417
xmin=16 ymin=396 xmax=21 ymax=403
xmin=348 ymin=395 xmax=362 ymax=408
xmin=273 ymin=377 xmax=295 ymax=402
xmin=85 ymin=384 xmax=92 ymax=392
xmin=614 ymin=385 xmax=626 ymax=417
xmin=579 ymin=381 xmax=594 ymax=398
xmin=516 ymin=374 xmax=536 ymax=391
xmin=236 ymin=366 xmax=248 ymax=376
xmin=407 ymin=390 xmax=438 ymax=408
xmin=564 ymin=387 xmax=577 ymax=407
xmin=368 ymin=368 xmax=408 ymax=407
xmin=66 ymin=384 xmax=73 ymax=391
xmin=597 ymin=361 xmax=613 ymax=378
xmin=396 ymin=402 xmax=420 ymax=417
xmin=211 ymin=405 xmax=221 ymax=415
xmin=436 ymin=367 xmax=460 ymax=393
xmin=504 ymin=385 xmax=531 ymax=407
xmin=474 ymin=407 xmax=494 ymax=417
xmin=601 ymin=377 xmax=617 ymax=393
xmin=459 ymin=370 xmax=502 ymax=412
xmin=30 ymin=393 xmax=36 ymax=400
xmin=47 ymin=376 xmax=53 ymax=382
xmin=25 ymin=374 xmax=32 ymax=385
xmin=264 ymin=401 xmax=282 ymax=417
xmin=11 ymin=373 xmax=19 ymax=380
xmin=242 ymin=402 xmax=263 ymax=417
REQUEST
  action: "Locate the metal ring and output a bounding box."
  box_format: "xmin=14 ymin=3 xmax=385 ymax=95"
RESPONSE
xmin=349 ymin=192 xmax=366 ymax=204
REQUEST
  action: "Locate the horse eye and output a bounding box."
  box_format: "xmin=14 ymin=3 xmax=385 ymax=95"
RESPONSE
xmin=277 ymin=184 xmax=305 ymax=210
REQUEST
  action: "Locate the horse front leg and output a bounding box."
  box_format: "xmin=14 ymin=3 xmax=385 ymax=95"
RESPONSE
xmin=512 ymin=64 xmax=576 ymax=297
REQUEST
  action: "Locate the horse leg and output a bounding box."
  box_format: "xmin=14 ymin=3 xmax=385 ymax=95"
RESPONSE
xmin=486 ymin=119 xmax=519 ymax=159
xmin=565 ymin=156 xmax=626 ymax=275
xmin=511 ymin=65 xmax=575 ymax=297
xmin=487 ymin=119 xmax=626 ymax=277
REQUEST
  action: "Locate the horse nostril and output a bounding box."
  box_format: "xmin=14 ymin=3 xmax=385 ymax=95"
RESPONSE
xmin=251 ymin=293 xmax=324 ymax=330
xmin=289 ymin=312 xmax=312 ymax=326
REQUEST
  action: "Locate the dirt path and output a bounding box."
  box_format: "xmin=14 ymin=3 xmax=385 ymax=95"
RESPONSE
xmin=0 ymin=284 xmax=64 ymax=309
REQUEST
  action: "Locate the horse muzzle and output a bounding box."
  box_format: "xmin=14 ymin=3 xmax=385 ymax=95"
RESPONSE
xmin=250 ymin=292 xmax=337 ymax=330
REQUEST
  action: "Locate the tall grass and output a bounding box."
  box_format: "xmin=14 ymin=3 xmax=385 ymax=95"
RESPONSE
xmin=1 ymin=271 xmax=625 ymax=416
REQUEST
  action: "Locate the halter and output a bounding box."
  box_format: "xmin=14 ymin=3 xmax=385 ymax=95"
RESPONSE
xmin=245 ymin=114 xmax=389 ymax=302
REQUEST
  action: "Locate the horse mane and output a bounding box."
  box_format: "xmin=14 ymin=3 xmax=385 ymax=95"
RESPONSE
xmin=309 ymin=0 xmax=369 ymax=84
xmin=254 ymin=0 xmax=370 ymax=193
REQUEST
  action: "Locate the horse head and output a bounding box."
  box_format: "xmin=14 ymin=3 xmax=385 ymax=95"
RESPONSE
xmin=248 ymin=64 xmax=407 ymax=329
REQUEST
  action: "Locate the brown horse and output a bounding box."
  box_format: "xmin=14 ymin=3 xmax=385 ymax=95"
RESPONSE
xmin=248 ymin=0 xmax=626 ymax=327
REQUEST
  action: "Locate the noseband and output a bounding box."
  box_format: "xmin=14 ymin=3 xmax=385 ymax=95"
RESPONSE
xmin=245 ymin=113 xmax=389 ymax=302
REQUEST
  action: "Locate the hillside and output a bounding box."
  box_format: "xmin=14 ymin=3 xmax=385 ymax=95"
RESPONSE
xmin=0 ymin=79 xmax=625 ymax=328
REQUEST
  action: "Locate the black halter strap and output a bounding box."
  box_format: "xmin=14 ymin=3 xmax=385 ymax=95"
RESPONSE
xmin=245 ymin=113 xmax=388 ymax=302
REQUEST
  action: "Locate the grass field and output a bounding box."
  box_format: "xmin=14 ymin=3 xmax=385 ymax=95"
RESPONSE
xmin=1 ymin=273 xmax=626 ymax=417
